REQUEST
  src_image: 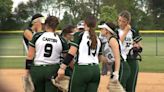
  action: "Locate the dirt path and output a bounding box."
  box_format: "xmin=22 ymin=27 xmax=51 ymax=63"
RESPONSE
xmin=0 ymin=69 xmax=164 ymax=92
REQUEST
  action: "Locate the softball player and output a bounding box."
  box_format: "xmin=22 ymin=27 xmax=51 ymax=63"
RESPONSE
xmin=23 ymin=14 xmax=45 ymax=53
xmin=98 ymin=22 xmax=121 ymax=88
xmin=60 ymin=25 xmax=76 ymax=76
xmin=57 ymin=15 xmax=102 ymax=92
xmin=25 ymin=16 xmax=69 ymax=92
xmin=77 ymin=20 xmax=85 ymax=32
xmin=116 ymin=10 xmax=142 ymax=92
xmin=98 ymin=21 xmax=109 ymax=76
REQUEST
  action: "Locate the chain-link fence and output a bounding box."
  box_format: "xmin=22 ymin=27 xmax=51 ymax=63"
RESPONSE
xmin=141 ymin=33 xmax=164 ymax=56
xmin=0 ymin=32 xmax=164 ymax=57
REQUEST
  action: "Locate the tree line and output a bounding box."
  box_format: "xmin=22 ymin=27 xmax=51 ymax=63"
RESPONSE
xmin=0 ymin=0 xmax=163 ymax=30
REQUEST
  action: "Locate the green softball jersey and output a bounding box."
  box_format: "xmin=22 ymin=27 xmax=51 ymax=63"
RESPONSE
xmin=70 ymin=31 xmax=102 ymax=64
xmin=29 ymin=32 xmax=68 ymax=65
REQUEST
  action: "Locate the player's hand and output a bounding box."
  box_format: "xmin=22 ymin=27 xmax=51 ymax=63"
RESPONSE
xmin=56 ymin=64 xmax=67 ymax=80
xmin=100 ymin=55 xmax=108 ymax=63
xmin=56 ymin=68 xmax=65 ymax=80
xmin=24 ymin=69 xmax=30 ymax=76
xmin=124 ymin=24 xmax=131 ymax=32
xmin=111 ymin=71 xmax=119 ymax=83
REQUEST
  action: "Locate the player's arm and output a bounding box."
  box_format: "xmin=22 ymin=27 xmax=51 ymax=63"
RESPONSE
xmin=120 ymin=24 xmax=131 ymax=43
xmin=57 ymin=46 xmax=77 ymax=80
xmin=57 ymin=32 xmax=83 ymax=79
xmin=109 ymin=38 xmax=120 ymax=73
xmin=24 ymin=47 xmax=35 ymax=78
xmin=133 ymin=29 xmax=142 ymax=49
xmin=63 ymin=51 xmax=75 ymax=69
xmin=27 ymin=46 xmax=35 ymax=60
xmin=61 ymin=32 xmax=83 ymax=66
xmin=25 ymin=45 xmax=35 ymax=72
xmin=25 ymin=32 xmax=43 ymax=70
xmin=60 ymin=36 xmax=75 ymax=69
xmin=24 ymin=29 xmax=33 ymax=41
xmin=133 ymin=41 xmax=142 ymax=48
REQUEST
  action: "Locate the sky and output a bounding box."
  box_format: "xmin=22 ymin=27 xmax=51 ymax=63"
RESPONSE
xmin=11 ymin=0 xmax=64 ymax=19
xmin=12 ymin=0 xmax=29 ymax=9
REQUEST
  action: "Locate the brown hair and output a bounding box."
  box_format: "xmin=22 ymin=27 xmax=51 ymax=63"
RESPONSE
xmin=45 ymin=16 xmax=59 ymax=31
xmin=61 ymin=25 xmax=75 ymax=36
xmin=84 ymin=15 xmax=97 ymax=49
xmin=119 ymin=10 xmax=131 ymax=22
xmin=106 ymin=22 xmax=117 ymax=32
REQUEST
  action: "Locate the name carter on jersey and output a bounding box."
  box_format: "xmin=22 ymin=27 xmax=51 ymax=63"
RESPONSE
xmin=42 ymin=37 xmax=57 ymax=43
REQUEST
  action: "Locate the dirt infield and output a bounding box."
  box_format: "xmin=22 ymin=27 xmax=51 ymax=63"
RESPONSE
xmin=0 ymin=69 xmax=164 ymax=92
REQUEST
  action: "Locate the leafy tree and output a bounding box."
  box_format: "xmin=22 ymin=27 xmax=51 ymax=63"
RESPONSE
xmin=147 ymin=0 xmax=164 ymax=29
xmin=58 ymin=11 xmax=73 ymax=29
xmin=100 ymin=0 xmax=151 ymax=29
xmin=0 ymin=0 xmax=13 ymax=19
xmin=0 ymin=0 xmax=13 ymax=29
xmin=14 ymin=3 xmax=31 ymax=21
xmin=61 ymin=0 xmax=101 ymax=24
xmin=99 ymin=5 xmax=118 ymax=23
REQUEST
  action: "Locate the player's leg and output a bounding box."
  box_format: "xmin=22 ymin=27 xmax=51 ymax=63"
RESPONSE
xmin=107 ymin=62 xmax=113 ymax=75
xmin=69 ymin=65 xmax=89 ymax=92
xmin=30 ymin=66 xmax=45 ymax=92
xmin=126 ymin=59 xmax=139 ymax=92
xmin=101 ymin=62 xmax=108 ymax=75
xmin=45 ymin=64 xmax=60 ymax=92
xmin=119 ymin=61 xmax=131 ymax=90
xmin=86 ymin=82 xmax=99 ymax=92
xmin=86 ymin=65 xmax=100 ymax=92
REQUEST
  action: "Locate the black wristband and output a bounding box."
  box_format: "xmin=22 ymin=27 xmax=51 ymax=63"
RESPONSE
xmin=26 ymin=59 xmax=33 ymax=69
xmin=63 ymin=53 xmax=74 ymax=65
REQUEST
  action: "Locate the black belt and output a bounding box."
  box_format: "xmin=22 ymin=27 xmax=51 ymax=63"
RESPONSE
xmin=33 ymin=63 xmax=59 ymax=67
xmin=77 ymin=63 xmax=98 ymax=66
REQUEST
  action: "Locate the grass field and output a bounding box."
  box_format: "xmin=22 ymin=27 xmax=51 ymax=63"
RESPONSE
xmin=0 ymin=33 xmax=164 ymax=72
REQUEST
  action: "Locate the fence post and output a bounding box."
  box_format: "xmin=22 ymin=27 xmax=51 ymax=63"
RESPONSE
xmin=156 ymin=33 xmax=158 ymax=56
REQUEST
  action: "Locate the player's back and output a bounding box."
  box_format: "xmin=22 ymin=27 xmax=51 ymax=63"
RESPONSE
xmin=78 ymin=31 xmax=101 ymax=64
xmin=30 ymin=32 xmax=63 ymax=65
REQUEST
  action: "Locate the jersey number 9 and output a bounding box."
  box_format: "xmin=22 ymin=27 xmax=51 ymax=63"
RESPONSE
xmin=44 ymin=43 xmax=53 ymax=57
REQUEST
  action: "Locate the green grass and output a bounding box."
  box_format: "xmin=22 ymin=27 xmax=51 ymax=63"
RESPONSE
xmin=139 ymin=56 xmax=164 ymax=73
xmin=142 ymin=36 xmax=164 ymax=56
xmin=0 ymin=58 xmax=25 ymax=68
xmin=0 ymin=34 xmax=25 ymax=56
xmin=0 ymin=33 xmax=164 ymax=73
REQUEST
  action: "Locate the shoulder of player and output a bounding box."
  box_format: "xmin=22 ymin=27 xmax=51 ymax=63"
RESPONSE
xmin=24 ymin=28 xmax=33 ymax=33
xmin=114 ymin=27 xmax=120 ymax=36
xmin=32 ymin=32 xmax=45 ymax=38
xmin=58 ymin=35 xmax=67 ymax=43
xmin=108 ymin=36 xmax=117 ymax=43
xmin=108 ymin=37 xmax=119 ymax=49
xmin=131 ymin=28 xmax=136 ymax=33
xmin=74 ymin=31 xmax=84 ymax=37
xmin=131 ymin=27 xmax=140 ymax=34
xmin=23 ymin=28 xmax=33 ymax=35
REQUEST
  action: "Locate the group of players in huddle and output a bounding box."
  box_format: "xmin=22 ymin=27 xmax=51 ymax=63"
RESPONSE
xmin=23 ymin=10 xmax=142 ymax=92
